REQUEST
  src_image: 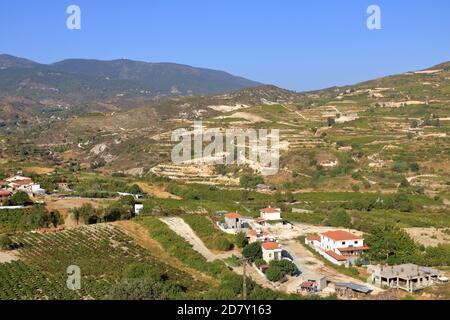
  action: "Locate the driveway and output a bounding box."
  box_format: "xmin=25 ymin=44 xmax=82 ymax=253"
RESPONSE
xmin=278 ymin=239 xmax=382 ymax=294
xmin=160 ymin=217 xmax=235 ymax=261
xmin=249 ymin=220 xmax=381 ymax=294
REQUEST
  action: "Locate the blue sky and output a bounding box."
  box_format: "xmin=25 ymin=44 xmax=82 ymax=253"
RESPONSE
xmin=0 ymin=0 xmax=449 ymax=91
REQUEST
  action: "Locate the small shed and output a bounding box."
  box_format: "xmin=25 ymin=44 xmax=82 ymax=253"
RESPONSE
xmin=224 ymin=212 xmax=242 ymax=230
xmin=335 ymin=282 xmax=372 ymax=299
xmin=134 ymin=204 xmax=144 ymax=215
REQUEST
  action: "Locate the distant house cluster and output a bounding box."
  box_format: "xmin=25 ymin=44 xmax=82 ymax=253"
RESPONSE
xmin=218 ymin=207 xmax=285 ymax=264
xmin=219 ymin=207 xmax=283 ymax=233
xmin=305 ymin=230 xmax=369 ymax=266
xmin=0 ymin=174 xmax=46 ymax=204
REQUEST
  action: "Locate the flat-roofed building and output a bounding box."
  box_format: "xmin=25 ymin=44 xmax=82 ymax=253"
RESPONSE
xmin=370 ymin=264 xmax=440 ymax=292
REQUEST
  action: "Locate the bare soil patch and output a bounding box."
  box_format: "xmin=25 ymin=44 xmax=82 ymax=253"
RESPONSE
xmin=405 ymin=227 xmax=450 ymax=247
xmin=45 ymin=196 xmax=110 ymax=228
xmin=23 ymin=166 xmax=55 ymax=175
xmin=134 ymin=182 xmax=181 ymax=200
xmin=0 ymin=250 xmax=19 ymax=263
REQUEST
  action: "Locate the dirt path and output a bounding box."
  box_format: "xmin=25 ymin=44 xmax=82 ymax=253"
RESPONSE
xmin=160 ymin=217 xmax=234 ymax=261
xmin=281 ymin=104 xmax=307 ymax=120
xmin=0 ymin=251 xmax=19 ymax=263
xmin=406 ymin=174 xmax=439 ymax=183
xmin=114 ymin=220 xmax=217 ymax=285
xmin=232 ymin=265 xmax=275 ymax=289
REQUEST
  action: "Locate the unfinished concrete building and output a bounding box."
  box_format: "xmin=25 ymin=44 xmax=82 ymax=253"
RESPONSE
xmin=370 ymin=264 xmax=440 ymax=292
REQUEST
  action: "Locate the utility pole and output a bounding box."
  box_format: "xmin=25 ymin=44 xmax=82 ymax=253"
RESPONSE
xmin=242 ymin=257 xmax=248 ymax=300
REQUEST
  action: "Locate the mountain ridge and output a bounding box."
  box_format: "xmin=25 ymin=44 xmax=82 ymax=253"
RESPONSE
xmin=0 ymin=53 xmax=262 ymax=99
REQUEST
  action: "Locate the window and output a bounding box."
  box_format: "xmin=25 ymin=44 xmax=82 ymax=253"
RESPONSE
xmin=342 ymin=241 xmax=346 ymax=245
xmin=354 ymin=241 xmax=358 ymax=244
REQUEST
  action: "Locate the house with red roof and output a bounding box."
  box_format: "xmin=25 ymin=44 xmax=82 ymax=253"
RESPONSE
xmin=261 ymin=241 xmax=282 ymax=262
xmin=223 ymin=212 xmax=242 ymax=232
xmin=247 ymin=229 xmax=273 ymax=243
xmin=305 ymin=230 xmax=369 ymax=266
xmin=4 ymin=175 xmax=33 ymax=192
xmin=305 ymin=234 xmax=321 ymax=247
xmin=0 ymin=190 xmax=12 ymax=204
xmin=259 ymin=207 xmax=281 ymax=221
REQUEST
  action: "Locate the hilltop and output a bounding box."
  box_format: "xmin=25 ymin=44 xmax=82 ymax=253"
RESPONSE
xmin=0 ymin=54 xmax=261 ymax=123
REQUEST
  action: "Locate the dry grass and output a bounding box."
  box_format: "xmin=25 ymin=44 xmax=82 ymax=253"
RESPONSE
xmin=134 ymin=182 xmax=182 ymax=200
xmin=405 ymin=227 xmax=450 ymax=247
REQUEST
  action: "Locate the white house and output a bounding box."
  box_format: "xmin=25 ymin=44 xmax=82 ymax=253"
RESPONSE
xmin=134 ymin=204 xmax=144 ymax=215
xmin=305 ymin=234 xmax=321 ymax=247
xmin=306 ymin=230 xmax=369 ymax=266
xmin=261 ymin=242 xmax=282 ymax=263
xmin=19 ymin=183 xmax=46 ymax=196
xmin=259 ymin=207 xmax=281 ymax=221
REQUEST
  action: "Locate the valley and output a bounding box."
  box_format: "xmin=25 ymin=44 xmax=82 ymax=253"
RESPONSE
xmin=0 ymin=57 xmax=449 ymax=301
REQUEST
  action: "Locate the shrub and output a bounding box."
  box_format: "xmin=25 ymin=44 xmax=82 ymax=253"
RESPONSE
xmin=254 ymin=258 xmax=267 ymax=269
xmin=235 ymin=232 xmax=248 ymax=248
xmin=127 ymin=184 xmax=143 ymax=194
xmin=110 ymin=278 xmax=181 ymax=300
xmin=325 ymin=209 xmax=352 ymax=228
xmin=9 ymin=191 xmax=32 ymax=206
xmin=0 ymin=234 xmax=14 ymax=250
xmin=409 ymin=162 xmax=420 ymax=172
xmin=124 ymin=263 xmax=166 ymax=281
xmin=212 ymin=236 xmax=233 ymax=251
xmin=365 ymin=223 xmax=420 ymax=264
xmin=265 ymin=266 xmax=284 ymax=282
xmin=240 ymin=175 xmax=264 ymax=189
xmin=105 ymin=202 xmax=133 ymax=222
xmin=399 ymin=178 xmax=410 ymax=188
xmin=242 ymin=242 xmax=262 ymax=262
xmin=269 ymin=260 xmax=298 ymax=276
xmin=392 ymin=162 xmax=410 ymax=173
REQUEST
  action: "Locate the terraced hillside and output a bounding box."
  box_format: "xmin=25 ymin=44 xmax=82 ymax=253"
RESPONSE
xmin=1 ymin=61 xmax=449 ymax=215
